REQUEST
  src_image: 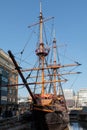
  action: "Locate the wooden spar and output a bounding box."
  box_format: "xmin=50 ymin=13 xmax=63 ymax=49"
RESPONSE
xmin=20 ymin=63 xmax=81 ymax=72
xmin=8 ymin=50 xmax=37 ymax=104
xmin=0 ymin=79 xmax=67 ymax=87
xmin=26 ymin=72 xmax=81 ymax=78
xmin=28 ymin=16 xmax=54 ymax=28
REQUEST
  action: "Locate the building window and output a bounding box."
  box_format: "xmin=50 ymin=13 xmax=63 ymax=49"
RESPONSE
xmin=9 ymin=88 xmax=12 ymax=94
xmin=13 ymin=98 xmax=16 ymax=102
xmin=2 ymin=76 xmax=8 ymax=82
xmin=1 ymin=87 xmax=7 ymax=91
xmin=0 ymin=67 xmax=3 ymax=74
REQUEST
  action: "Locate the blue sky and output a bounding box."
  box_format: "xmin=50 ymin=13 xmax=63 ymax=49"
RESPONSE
xmin=0 ymin=0 xmax=87 ymax=97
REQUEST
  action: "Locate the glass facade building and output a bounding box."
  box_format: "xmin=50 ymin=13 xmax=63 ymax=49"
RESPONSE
xmin=0 ymin=49 xmax=18 ymax=113
xmin=0 ymin=68 xmax=8 ymax=104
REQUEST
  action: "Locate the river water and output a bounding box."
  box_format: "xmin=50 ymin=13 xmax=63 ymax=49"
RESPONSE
xmin=68 ymin=121 xmax=87 ymax=130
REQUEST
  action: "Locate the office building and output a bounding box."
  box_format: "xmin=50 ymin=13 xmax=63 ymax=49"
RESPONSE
xmin=0 ymin=49 xmax=18 ymax=113
xmin=77 ymin=88 xmax=87 ymax=107
xmin=63 ymin=89 xmax=75 ymax=108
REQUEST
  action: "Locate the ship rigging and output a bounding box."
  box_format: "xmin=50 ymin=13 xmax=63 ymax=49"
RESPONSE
xmin=7 ymin=2 xmax=81 ymax=128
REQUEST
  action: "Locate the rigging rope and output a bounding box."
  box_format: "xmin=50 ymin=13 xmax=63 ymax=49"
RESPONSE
xmin=69 ymin=74 xmax=80 ymax=89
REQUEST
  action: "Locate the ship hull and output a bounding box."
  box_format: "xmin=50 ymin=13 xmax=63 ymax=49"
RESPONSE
xmin=32 ymin=105 xmax=69 ymax=130
xmin=32 ymin=94 xmax=69 ymax=128
xmin=32 ymin=109 xmax=69 ymax=124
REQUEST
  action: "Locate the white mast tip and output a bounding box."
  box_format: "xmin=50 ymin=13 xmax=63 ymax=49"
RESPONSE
xmin=40 ymin=1 xmax=42 ymax=13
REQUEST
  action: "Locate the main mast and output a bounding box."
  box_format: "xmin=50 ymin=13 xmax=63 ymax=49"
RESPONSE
xmin=35 ymin=3 xmax=49 ymax=95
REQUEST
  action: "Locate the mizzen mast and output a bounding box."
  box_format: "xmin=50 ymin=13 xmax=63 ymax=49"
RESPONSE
xmin=53 ymin=36 xmax=57 ymax=95
xmin=52 ymin=34 xmax=62 ymax=96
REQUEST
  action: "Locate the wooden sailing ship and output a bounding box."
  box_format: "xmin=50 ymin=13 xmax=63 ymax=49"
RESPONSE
xmin=8 ymin=3 xmax=81 ymax=128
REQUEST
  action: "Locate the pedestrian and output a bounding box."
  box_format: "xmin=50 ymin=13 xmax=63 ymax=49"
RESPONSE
xmin=16 ymin=109 xmax=20 ymax=121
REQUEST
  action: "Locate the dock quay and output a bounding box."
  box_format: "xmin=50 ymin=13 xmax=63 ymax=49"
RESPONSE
xmin=1 ymin=107 xmax=87 ymax=130
xmin=0 ymin=113 xmax=32 ymax=130
xmin=69 ymin=109 xmax=80 ymax=121
xmin=69 ymin=107 xmax=87 ymax=121
xmin=78 ymin=107 xmax=87 ymax=121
